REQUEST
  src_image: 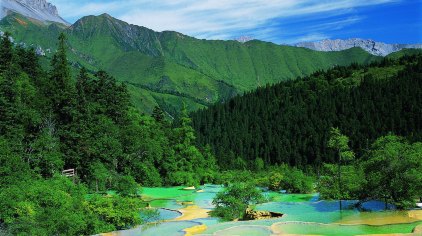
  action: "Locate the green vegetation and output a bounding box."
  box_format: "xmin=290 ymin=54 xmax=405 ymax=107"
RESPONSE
xmin=319 ymin=134 xmax=422 ymax=209
xmin=327 ymin=127 xmax=355 ymax=209
xmin=1 ymin=13 xmax=421 ymax=232
xmin=211 ymin=182 xmax=265 ymax=221
xmin=267 ymin=166 xmax=314 ymax=194
xmin=0 ymin=13 xmax=380 ymax=115
xmin=360 ymin=135 xmax=422 ymax=208
xmin=0 ymin=32 xmax=217 ymax=235
xmin=193 ymin=53 xmax=422 ymax=216
xmin=192 ymin=54 xmax=422 ymax=169
xmin=212 ymin=165 xmax=314 ymax=194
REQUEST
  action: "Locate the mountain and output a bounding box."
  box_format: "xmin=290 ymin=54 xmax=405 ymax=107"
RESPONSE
xmin=191 ymin=54 xmax=422 ymax=168
xmin=0 ymin=0 xmax=68 ymax=25
xmin=235 ymin=36 xmax=254 ymax=43
xmin=296 ymin=38 xmax=422 ymax=56
xmin=0 ymin=13 xmax=381 ymax=114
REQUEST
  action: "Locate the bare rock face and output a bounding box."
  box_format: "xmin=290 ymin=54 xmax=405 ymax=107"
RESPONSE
xmin=243 ymin=207 xmax=283 ymax=220
xmin=0 ymin=0 xmax=69 ymax=25
xmin=235 ymin=36 xmax=254 ymax=43
xmin=296 ymin=38 xmax=422 ymax=56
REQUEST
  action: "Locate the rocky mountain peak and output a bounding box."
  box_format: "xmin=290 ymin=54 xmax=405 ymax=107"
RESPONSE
xmin=296 ymin=38 xmax=422 ymax=56
xmin=235 ymin=36 xmax=254 ymax=43
xmin=18 ymin=0 xmax=58 ymax=15
xmin=0 ymin=0 xmax=69 ymax=25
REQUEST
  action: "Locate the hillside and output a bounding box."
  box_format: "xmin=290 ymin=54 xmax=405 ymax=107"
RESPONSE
xmin=0 ymin=13 xmax=380 ymax=114
xmin=191 ymin=54 xmax=422 ymax=169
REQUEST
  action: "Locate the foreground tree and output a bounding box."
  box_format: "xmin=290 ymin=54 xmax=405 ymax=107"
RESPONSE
xmin=361 ymin=135 xmax=422 ymax=208
xmin=211 ymin=182 xmax=265 ymax=220
xmin=327 ymin=127 xmax=355 ymax=209
xmin=318 ymin=164 xmax=365 ymax=200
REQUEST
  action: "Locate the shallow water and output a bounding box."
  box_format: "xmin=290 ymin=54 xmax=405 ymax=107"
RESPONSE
xmin=157 ymin=208 xmax=182 ymax=221
xmin=114 ymin=221 xmax=201 ymax=236
xmin=112 ymin=185 xmax=422 ymax=236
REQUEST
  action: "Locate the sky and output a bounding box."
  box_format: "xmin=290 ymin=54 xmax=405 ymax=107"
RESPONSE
xmin=49 ymin=0 xmax=422 ymax=44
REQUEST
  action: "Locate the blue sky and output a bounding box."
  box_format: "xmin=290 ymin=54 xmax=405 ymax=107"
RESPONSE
xmin=49 ymin=0 xmax=421 ymax=44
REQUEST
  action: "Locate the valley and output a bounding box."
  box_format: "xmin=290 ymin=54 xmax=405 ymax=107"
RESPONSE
xmin=0 ymin=1 xmax=421 ymax=236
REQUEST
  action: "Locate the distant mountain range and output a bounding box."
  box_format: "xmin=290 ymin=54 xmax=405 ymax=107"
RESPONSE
xmin=0 ymin=0 xmax=68 ymax=25
xmin=0 ymin=0 xmax=419 ymax=114
xmin=296 ymin=39 xmax=422 ymax=56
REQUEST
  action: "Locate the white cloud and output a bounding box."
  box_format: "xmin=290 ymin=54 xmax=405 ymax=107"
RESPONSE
xmin=49 ymin=0 xmax=399 ymax=43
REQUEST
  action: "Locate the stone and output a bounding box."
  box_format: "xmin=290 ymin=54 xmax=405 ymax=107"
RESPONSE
xmin=243 ymin=207 xmax=283 ymax=220
xmin=0 ymin=0 xmax=69 ymax=25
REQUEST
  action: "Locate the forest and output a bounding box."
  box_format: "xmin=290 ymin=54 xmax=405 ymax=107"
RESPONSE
xmin=0 ymin=32 xmax=217 ymax=235
xmin=192 ymin=54 xmax=422 ymax=170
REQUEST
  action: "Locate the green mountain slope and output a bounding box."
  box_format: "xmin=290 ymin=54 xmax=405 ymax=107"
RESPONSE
xmin=192 ymin=54 xmax=422 ymax=168
xmin=0 ymin=13 xmax=381 ymax=114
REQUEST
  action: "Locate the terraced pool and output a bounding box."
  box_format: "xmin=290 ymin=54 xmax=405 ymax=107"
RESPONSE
xmin=106 ymin=185 xmax=422 ymax=236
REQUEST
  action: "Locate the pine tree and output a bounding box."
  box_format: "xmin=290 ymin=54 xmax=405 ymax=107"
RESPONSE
xmin=76 ymin=67 xmax=90 ymax=113
xmin=49 ymin=33 xmax=75 ymax=124
xmin=152 ymin=106 xmax=165 ymax=123
xmin=0 ymin=32 xmax=14 ymax=73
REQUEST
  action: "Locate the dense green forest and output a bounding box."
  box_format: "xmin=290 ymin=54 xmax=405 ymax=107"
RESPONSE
xmin=192 ymin=54 xmax=422 ymax=169
xmin=0 ymin=32 xmax=217 ymax=235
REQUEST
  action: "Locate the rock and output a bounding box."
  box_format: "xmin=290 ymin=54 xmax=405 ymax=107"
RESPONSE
xmin=0 ymin=0 xmax=69 ymax=25
xmin=243 ymin=207 xmax=283 ymax=220
xmin=296 ymin=38 xmax=422 ymax=56
xmin=35 ymin=46 xmax=45 ymax=56
xmin=235 ymin=36 xmax=254 ymax=43
xmin=183 ymin=186 xmax=196 ymax=190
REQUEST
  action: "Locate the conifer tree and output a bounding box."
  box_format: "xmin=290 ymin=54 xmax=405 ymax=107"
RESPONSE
xmin=152 ymin=106 xmax=165 ymax=123
xmin=49 ymin=33 xmax=75 ymax=124
xmin=0 ymin=32 xmax=14 ymax=73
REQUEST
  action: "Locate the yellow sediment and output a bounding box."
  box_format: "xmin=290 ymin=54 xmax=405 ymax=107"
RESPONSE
xmin=101 ymin=233 xmax=119 ymax=236
xmin=337 ymin=211 xmax=422 ymax=226
xmin=183 ymin=186 xmax=196 ymax=190
xmin=408 ymin=210 xmax=422 ymax=220
xmin=173 ymin=205 xmax=210 ymax=221
xmin=183 ymin=224 xmax=208 ymax=236
xmin=173 ymin=205 xmax=210 ymax=236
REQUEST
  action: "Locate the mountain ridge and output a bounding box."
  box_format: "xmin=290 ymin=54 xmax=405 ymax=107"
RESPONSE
xmin=0 ymin=0 xmax=68 ymax=25
xmin=296 ymin=38 xmax=422 ymax=56
xmin=0 ymin=12 xmax=386 ymax=115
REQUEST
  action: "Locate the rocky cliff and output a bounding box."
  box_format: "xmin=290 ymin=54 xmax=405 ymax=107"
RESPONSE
xmin=296 ymin=38 xmax=422 ymax=56
xmin=0 ymin=0 xmax=68 ymax=25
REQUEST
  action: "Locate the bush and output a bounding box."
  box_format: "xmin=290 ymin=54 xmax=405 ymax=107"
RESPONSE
xmin=211 ymin=182 xmax=265 ymax=220
xmin=115 ymin=175 xmax=139 ymax=197
xmin=280 ymin=168 xmax=314 ymax=193
xmin=86 ymin=195 xmax=151 ymax=230
xmin=317 ymin=164 xmax=365 ymax=200
xmin=267 ymin=165 xmax=314 ymax=193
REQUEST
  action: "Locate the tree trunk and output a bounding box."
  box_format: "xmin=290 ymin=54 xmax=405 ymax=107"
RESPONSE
xmin=384 ymin=197 xmax=387 ymax=210
xmin=96 ymin=179 xmax=99 ymax=193
xmin=338 ymin=150 xmax=342 ymax=211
